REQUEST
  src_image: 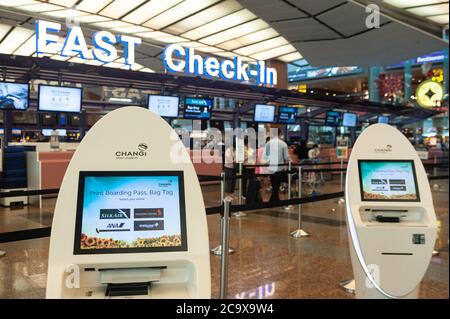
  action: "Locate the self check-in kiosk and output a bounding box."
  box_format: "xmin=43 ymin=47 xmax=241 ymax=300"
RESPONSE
xmin=46 ymin=107 xmax=210 ymax=298
xmin=345 ymin=124 xmax=437 ymax=299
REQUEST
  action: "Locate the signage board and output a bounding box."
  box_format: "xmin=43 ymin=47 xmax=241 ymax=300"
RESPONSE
xmin=35 ymin=20 xmax=141 ymax=66
xmin=163 ymin=44 xmax=278 ymax=86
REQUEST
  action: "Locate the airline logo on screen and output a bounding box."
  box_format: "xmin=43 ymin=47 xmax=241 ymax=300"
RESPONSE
xmin=163 ymin=44 xmax=278 ymax=86
xmin=35 ymin=20 xmax=141 ymax=66
xmin=115 ymin=143 xmax=148 ymax=160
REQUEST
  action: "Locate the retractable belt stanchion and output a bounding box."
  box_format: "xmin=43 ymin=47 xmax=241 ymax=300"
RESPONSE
xmin=219 ymin=197 xmax=232 ymax=299
xmin=338 ymin=158 xmax=346 ymax=204
xmin=211 ymin=172 xmax=235 ymax=256
xmin=290 ymin=166 xmax=310 ymax=238
xmin=432 ymin=156 xmax=440 ymax=190
xmin=284 ymin=161 xmax=293 ymax=210
xmin=233 ymin=163 xmax=247 ymax=218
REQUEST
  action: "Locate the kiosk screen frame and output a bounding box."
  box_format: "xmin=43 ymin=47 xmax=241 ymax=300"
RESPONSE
xmin=74 ymin=171 xmax=188 ymax=255
xmin=358 ymin=160 xmax=420 ymax=202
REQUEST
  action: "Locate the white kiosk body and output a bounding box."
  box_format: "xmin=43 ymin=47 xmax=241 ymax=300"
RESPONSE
xmin=46 ymin=107 xmax=210 ymax=298
xmin=345 ymin=124 xmax=437 ymax=299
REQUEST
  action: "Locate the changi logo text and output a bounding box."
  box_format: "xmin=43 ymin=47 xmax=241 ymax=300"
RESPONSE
xmin=35 ymin=20 xmax=141 ymax=66
xmin=163 ymin=44 xmax=278 ymax=86
xmin=374 ymin=144 xmax=392 ymax=153
xmin=115 ymin=143 xmax=148 ymax=159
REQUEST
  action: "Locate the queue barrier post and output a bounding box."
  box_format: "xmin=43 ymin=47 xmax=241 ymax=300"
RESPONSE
xmin=290 ymin=166 xmax=310 ymax=238
xmin=210 ymin=172 xmax=235 ymax=256
xmin=283 ymin=161 xmax=293 ymax=210
xmin=233 ymin=162 xmax=247 ymax=218
xmin=219 ymin=196 xmax=233 ymax=299
xmin=338 ymin=158 xmax=346 ymax=204
xmin=432 ymin=156 xmax=440 ymax=190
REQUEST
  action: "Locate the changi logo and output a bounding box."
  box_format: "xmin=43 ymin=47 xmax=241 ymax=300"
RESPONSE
xmin=162 ymin=44 xmax=278 ymax=86
xmin=115 ymin=143 xmax=148 ymax=159
xmin=374 ymin=144 xmax=392 ymax=153
xmin=138 ymin=143 xmax=148 ymax=152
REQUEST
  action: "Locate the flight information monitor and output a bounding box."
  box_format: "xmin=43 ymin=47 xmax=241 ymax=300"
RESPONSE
xmin=342 ymin=112 xmax=357 ymax=127
xmin=0 ymin=81 xmax=29 ymax=110
xmin=325 ymin=111 xmax=341 ymax=126
xmin=74 ymin=171 xmax=187 ymax=254
xmin=147 ymin=95 xmax=179 ymax=118
xmin=378 ymin=116 xmax=389 ymax=124
xmin=183 ymin=97 xmax=213 ymax=119
xmin=358 ymin=160 xmax=420 ymax=202
xmin=38 ymin=85 xmax=82 ymax=113
xmin=254 ymin=104 xmax=275 ymax=123
xmin=278 ymin=106 xmax=297 ymax=124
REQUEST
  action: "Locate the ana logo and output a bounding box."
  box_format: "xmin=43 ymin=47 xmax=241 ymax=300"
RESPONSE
xmin=374 ymin=144 xmax=392 ymax=153
xmin=115 ymin=143 xmax=148 ymax=159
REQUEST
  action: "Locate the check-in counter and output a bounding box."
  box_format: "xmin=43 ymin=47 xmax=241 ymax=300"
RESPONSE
xmin=190 ymin=149 xmax=223 ymax=182
xmin=26 ymin=150 xmax=74 ymax=207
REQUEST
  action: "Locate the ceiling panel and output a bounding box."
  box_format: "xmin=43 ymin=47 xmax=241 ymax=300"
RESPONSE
xmin=287 ymin=0 xmax=346 ymax=15
xmin=295 ymin=22 xmax=447 ymax=66
xmin=181 ymin=9 xmax=256 ymax=40
xmin=216 ymin=28 xmax=278 ymax=50
xmin=122 ymin=0 xmax=183 ymax=25
xmin=164 ymin=0 xmax=242 ymax=34
xmin=317 ymin=2 xmax=389 ymax=37
xmin=238 ymin=0 xmax=307 ymax=21
xmin=271 ymin=18 xmax=339 ymax=42
xmin=143 ymin=0 xmax=220 ymax=30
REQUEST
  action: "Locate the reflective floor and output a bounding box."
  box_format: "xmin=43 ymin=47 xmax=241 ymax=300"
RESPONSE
xmin=0 ymin=177 xmax=448 ymax=299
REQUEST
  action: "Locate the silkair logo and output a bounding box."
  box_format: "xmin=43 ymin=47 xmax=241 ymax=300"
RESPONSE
xmin=99 ymin=209 xmax=130 ymax=219
xmin=115 ymin=143 xmax=148 ymax=159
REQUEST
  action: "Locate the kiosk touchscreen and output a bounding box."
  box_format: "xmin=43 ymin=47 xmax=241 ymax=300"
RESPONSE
xmin=345 ymin=124 xmax=437 ymax=299
xmin=47 ymin=107 xmax=210 ymax=299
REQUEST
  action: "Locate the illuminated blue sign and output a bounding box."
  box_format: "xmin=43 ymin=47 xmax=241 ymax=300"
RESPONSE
xmin=35 ymin=20 xmax=141 ymax=66
xmin=162 ymin=44 xmax=278 ymax=86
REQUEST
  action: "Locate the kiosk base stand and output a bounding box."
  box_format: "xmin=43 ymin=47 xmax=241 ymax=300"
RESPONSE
xmin=210 ymin=245 xmax=235 ymax=256
xmin=289 ymin=229 xmax=309 ymax=238
xmin=339 ymin=279 xmax=356 ymax=294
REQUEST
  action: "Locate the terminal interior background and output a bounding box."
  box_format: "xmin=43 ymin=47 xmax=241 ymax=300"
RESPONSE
xmin=0 ymin=0 xmax=448 ymax=299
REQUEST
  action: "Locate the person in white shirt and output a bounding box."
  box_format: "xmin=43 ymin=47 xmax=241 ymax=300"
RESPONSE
xmin=264 ymin=130 xmax=290 ymax=201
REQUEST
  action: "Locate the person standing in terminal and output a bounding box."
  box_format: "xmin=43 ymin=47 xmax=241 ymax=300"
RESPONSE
xmin=256 ymin=136 xmax=271 ymax=192
xmin=264 ymin=129 xmax=291 ymax=201
xmin=224 ymin=142 xmax=236 ymax=195
xmin=242 ymin=137 xmax=256 ymax=198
